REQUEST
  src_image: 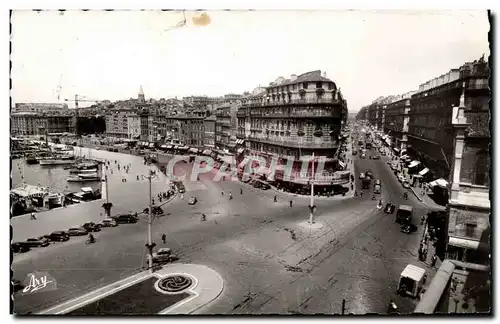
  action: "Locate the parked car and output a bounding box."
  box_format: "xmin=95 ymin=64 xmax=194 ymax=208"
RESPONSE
xmin=188 ymin=197 xmax=197 ymax=205
xmin=48 ymin=231 xmax=70 ymax=242
xmin=373 ymin=155 xmax=381 ymax=160
xmin=100 ymin=217 xmax=118 ymax=227
xmin=384 ymin=203 xmax=395 ymax=214
xmin=150 ymin=248 xmax=179 ymax=264
xmin=11 ymin=242 xmax=31 ymax=253
xmin=359 ymin=173 xmax=366 ymax=179
xmin=82 ymin=222 xmax=102 ymax=232
xmin=352 ymin=150 xmax=357 ymax=156
xmin=25 ymin=236 xmax=50 ymax=247
xmin=112 ymin=214 xmax=138 ymax=224
xmin=178 ymin=187 xmax=186 ymax=194
xmin=365 ymin=170 xmax=373 ymax=178
xmin=360 ymin=153 xmax=366 ymax=159
xmin=402 ymin=181 xmax=411 ymax=189
xmin=67 ymin=227 xmax=88 ymax=236
xmin=401 ymin=224 xmax=418 ymax=234
xmin=381 ymin=151 xmax=387 ymax=156
xmin=374 ymin=179 xmax=381 ymax=185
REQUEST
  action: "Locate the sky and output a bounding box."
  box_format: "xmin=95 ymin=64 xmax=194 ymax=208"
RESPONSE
xmin=11 ymin=10 xmax=490 ymax=112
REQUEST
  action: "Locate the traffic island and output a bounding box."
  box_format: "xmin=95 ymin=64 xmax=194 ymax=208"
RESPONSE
xmin=37 ymin=264 xmax=224 ymax=315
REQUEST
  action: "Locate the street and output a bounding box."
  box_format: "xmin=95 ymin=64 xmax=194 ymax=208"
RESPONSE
xmin=13 ymin=142 xmax=435 ymax=315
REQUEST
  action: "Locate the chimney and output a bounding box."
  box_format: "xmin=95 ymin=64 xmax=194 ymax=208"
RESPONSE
xmin=290 ymin=74 xmax=297 ymax=81
xmin=322 ymin=71 xmax=327 ymax=78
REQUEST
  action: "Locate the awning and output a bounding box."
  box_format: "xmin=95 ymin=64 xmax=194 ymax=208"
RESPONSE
xmin=160 ymin=144 xmax=167 ymax=149
xmin=338 ymin=160 xmax=346 ymax=169
xmin=448 ymin=237 xmax=480 ymax=250
xmin=408 ymin=160 xmax=420 ymax=168
xmin=419 ymin=168 xmax=429 ymax=176
xmin=166 ymin=145 xmax=172 ymax=149
xmin=237 ymin=148 xmax=244 ymax=154
xmin=149 ymin=143 xmax=155 ymax=148
xmin=393 ymin=148 xmax=400 ymax=152
xmin=436 ymin=178 xmax=449 ymax=188
xmin=227 ymin=143 xmax=237 ymax=148
xmin=179 ymin=146 xmax=188 ymax=150
xmin=173 ymin=145 xmax=179 ymax=149
xmin=202 ymin=149 xmax=212 ymax=155
xmin=189 ymin=148 xmax=199 ymax=153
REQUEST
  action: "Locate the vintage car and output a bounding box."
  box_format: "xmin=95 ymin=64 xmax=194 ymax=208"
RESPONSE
xmin=384 ymin=203 xmax=395 ymax=214
xmin=25 ymin=236 xmax=50 ymax=247
xmin=150 ymin=248 xmax=179 ymax=264
xmin=112 ymin=214 xmax=138 ymax=224
xmin=48 ymin=231 xmax=70 ymax=242
xmin=188 ymin=197 xmax=198 ymax=205
xmin=100 ymin=218 xmax=118 ymax=227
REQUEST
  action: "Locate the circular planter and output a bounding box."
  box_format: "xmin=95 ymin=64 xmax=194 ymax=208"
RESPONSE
xmin=157 ymin=275 xmax=193 ymax=293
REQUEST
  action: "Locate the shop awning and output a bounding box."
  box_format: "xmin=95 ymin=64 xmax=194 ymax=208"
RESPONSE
xmin=189 ymin=148 xmax=199 ymax=153
xmin=237 ymin=148 xmax=244 ymax=154
xmin=202 ymin=149 xmax=212 ymax=155
xmin=227 ymin=143 xmax=237 ymax=148
xmin=178 ymin=146 xmax=188 ymax=150
xmin=393 ymin=148 xmax=400 ymax=152
xmin=408 ymin=160 xmax=421 ymax=168
xmin=448 ymin=237 xmax=479 ymax=250
xmin=149 ymin=143 xmax=155 ymax=148
xmin=160 ymin=144 xmax=167 ymax=149
xmin=173 ymin=145 xmax=179 ymax=149
xmin=429 ymin=178 xmax=448 ymax=189
xmin=338 ymin=160 xmax=346 ymax=169
xmin=419 ymin=168 xmax=429 ymax=176
xmin=166 ymin=145 xmax=173 ymax=149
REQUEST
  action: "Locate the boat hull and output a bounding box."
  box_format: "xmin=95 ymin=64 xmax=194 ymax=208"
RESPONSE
xmin=40 ymin=160 xmax=75 ymax=166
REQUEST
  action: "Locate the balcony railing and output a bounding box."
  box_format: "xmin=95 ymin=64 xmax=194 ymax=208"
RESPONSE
xmin=248 ymin=135 xmax=338 ymax=149
xmin=244 ymin=98 xmax=343 ymax=108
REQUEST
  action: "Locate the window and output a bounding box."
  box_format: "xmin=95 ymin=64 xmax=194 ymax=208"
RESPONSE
xmin=475 ymin=150 xmax=488 ymax=186
xmin=316 ymin=82 xmax=322 ymax=89
xmin=303 ymin=82 xmax=308 ymax=89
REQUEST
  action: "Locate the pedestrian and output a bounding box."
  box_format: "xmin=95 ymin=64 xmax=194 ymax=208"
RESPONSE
xmin=30 ymin=212 xmax=36 ymax=220
xmin=240 ymin=188 xmax=243 ymax=195
xmin=221 ymin=190 xmax=224 ymax=196
xmin=161 ymin=233 xmax=166 ymax=244
xmin=289 ymin=200 xmax=293 ymax=208
xmin=274 ymin=195 xmax=277 ymax=203
xmin=431 ymin=254 xmax=438 ymax=267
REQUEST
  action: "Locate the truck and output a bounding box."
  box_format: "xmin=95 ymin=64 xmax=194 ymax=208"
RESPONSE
xmin=396 ymin=205 xmax=413 ymax=225
xmin=362 ymin=178 xmax=371 ymax=189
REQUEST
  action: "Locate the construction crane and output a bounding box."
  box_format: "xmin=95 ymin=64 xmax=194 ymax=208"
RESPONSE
xmin=64 ymin=94 xmax=99 ymax=114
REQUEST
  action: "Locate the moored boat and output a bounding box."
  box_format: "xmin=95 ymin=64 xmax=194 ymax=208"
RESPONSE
xmin=66 ymin=175 xmax=100 ymax=182
xmin=69 ymin=168 xmax=97 ymax=174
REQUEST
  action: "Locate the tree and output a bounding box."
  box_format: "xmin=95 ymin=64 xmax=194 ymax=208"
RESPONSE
xmin=102 ymin=202 xmax=113 ymax=217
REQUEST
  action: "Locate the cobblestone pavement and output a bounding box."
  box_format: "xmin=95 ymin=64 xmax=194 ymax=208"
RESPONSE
xmin=12 ymin=145 xmax=436 ymax=314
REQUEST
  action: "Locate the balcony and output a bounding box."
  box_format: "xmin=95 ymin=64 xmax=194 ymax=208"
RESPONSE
xmin=248 ymin=135 xmax=338 ymax=149
xmin=244 ymin=98 xmax=343 ymax=108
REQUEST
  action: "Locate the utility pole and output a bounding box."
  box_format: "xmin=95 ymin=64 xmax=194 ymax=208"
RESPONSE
xmin=104 ymin=170 xmax=109 ymax=204
xmin=143 ymin=169 xmax=156 ymax=273
xmin=309 ymin=152 xmax=315 ymax=224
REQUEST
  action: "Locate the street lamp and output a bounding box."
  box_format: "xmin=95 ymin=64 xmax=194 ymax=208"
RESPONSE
xmin=141 ymin=169 xmax=158 ymax=273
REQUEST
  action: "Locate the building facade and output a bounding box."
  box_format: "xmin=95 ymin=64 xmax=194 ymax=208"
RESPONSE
xmin=177 ymin=112 xmax=205 ymax=147
xmin=384 ymin=91 xmax=414 ymax=154
xmin=127 ymin=114 xmax=141 ymax=139
xmin=105 ymin=109 xmax=130 ymax=139
xmin=215 ymin=105 xmax=232 ymax=152
xmin=242 ymin=70 xmax=347 ymax=160
xmin=203 ymin=115 xmax=216 ymax=148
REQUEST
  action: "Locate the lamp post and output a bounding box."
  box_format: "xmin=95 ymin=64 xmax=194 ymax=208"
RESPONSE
xmin=142 ymin=169 xmax=157 ymax=273
xmin=309 ymin=152 xmax=315 ymax=225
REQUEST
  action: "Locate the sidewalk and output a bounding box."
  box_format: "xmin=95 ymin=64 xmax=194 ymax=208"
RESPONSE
xmin=37 ymin=263 xmax=224 ymax=315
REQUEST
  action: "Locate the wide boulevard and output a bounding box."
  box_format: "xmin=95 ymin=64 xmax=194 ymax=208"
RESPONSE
xmin=12 ymin=135 xmax=435 ymax=314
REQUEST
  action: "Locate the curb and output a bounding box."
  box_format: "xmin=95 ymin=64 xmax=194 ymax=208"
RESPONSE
xmin=410 ymin=187 xmax=423 ymax=202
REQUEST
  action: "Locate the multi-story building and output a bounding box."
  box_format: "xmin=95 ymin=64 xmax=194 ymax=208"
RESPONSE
xmin=13 ymin=103 xmax=68 ymax=113
xmin=44 ymin=115 xmax=74 ymax=134
xmin=384 ymin=91 xmax=415 ymax=154
xmin=243 ymin=70 xmax=346 ymax=160
xmin=445 ymin=59 xmax=490 ymax=265
xmin=10 ymin=112 xmax=45 ymax=136
xmin=105 ymin=108 xmax=131 ymax=139
xmin=139 ymin=110 xmax=150 ymax=142
xmin=203 ymin=115 xmax=216 ymax=148
xmin=176 ymin=111 xmax=205 ymax=147
xmin=408 ymin=58 xmax=489 ymax=180
xmin=215 ymin=105 xmax=232 ymax=152
xmin=127 ymin=114 xmax=141 ymax=139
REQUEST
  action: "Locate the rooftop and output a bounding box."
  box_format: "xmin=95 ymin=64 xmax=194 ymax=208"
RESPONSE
xmin=268 ymin=70 xmax=333 ymax=88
